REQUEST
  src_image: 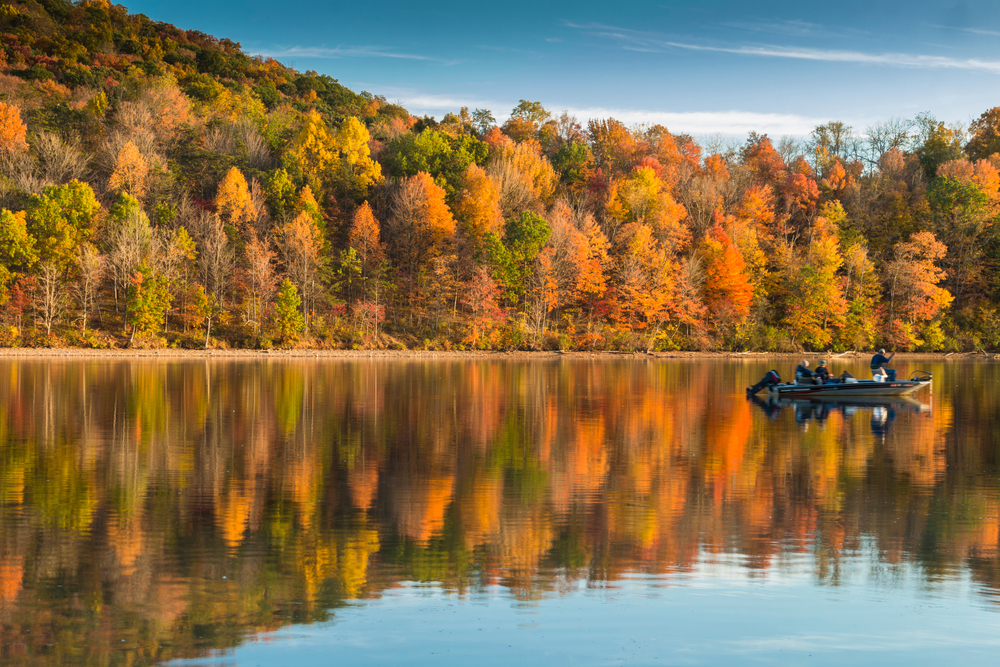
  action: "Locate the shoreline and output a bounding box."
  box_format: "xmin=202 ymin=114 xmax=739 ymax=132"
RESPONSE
xmin=0 ymin=348 xmax=994 ymax=361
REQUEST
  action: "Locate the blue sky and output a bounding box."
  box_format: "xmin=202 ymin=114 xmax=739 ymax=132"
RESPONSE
xmin=125 ymin=0 xmax=1000 ymax=137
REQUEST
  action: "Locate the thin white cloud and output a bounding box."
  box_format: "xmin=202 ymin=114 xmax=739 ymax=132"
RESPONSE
xmin=477 ymin=45 xmax=543 ymax=56
xmin=664 ymin=42 xmax=1000 ymax=73
xmin=254 ymin=46 xmax=457 ymax=65
xmin=386 ymin=89 xmax=826 ymax=135
xmin=561 ymin=107 xmax=825 ymax=136
xmin=931 ymin=24 xmax=1000 ymax=38
xmin=567 ymin=22 xmax=1000 ymax=74
xmin=722 ymin=19 xmax=848 ymax=38
xmin=381 ymin=90 xmax=502 ymax=113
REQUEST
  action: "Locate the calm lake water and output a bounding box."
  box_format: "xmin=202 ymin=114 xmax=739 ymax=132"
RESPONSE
xmin=1 ymin=356 xmax=1000 ymax=665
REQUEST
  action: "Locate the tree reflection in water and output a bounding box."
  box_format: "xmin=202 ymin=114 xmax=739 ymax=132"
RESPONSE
xmin=0 ymin=357 xmax=996 ymax=665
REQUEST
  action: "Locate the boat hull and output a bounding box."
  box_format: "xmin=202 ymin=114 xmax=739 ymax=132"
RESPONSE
xmin=767 ymin=380 xmax=931 ymax=397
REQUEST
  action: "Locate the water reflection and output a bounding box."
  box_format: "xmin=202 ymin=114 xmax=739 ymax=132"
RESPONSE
xmin=749 ymin=395 xmax=932 ymax=438
xmin=0 ymin=357 xmax=997 ymax=665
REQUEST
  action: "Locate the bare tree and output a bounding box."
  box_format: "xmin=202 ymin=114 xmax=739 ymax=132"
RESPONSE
xmin=99 ymin=126 xmax=159 ymax=177
xmin=73 ymin=243 xmax=105 ymax=332
xmin=35 ymin=262 xmax=67 ymax=336
xmin=775 ymin=136 xmax=803 ymax=166
xmin=699 ymin=132 xmax=743 ymax=162
xmin=31 ymin=131 xmax=88 ymax=184
xmin=486 ymin=158 xmax=535 ymax=219
xmin=232 ymin=119 xmax=274 ymax=170
xmin=202 ymin=124 xmax=237 ymax=158
xmin=192 ymin=212 xmax=235 ymax=305
xmin=864 ymin=118 xmax=914 ymax=169
xmin=105 ymin=205 xmax=154 ymax=311
xmin=381 ymin=176 xmax=437 ymax=276
xmin=247 ymin=176 xmax=271 ymax=236
xmin=0 ymin=150 xmax=47 ymax=196
xmin=242 ymin=232 xmax=277 ymax=335
xmin=806 ymin=121 xmax=862 ymax=164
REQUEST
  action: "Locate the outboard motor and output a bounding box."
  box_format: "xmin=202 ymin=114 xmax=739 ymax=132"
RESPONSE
xmin=747 ymin=370 xmax=781 ymax=395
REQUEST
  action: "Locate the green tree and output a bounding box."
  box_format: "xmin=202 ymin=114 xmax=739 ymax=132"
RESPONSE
xmin=126 ymin=264 xmax=173 ymax=343
xmin=927 ymin=176 xmax=991 ymax=305
xmin=274 ymin=278 xmax=304 ymax=342
xmin=265 ymin=169 xmax=298 ymax=219
xmin=472 ymin=108 xmax=496 ymax=135
xmin=0 ymin=209 xmax=38 ymax=306
xmin=552 ymin=141 xmax=593 ymax=189
xmin=27 ymin=180 xmax=101 ymax=270
xmin=484 ymin=211 xmax=551 ymax=307
xmin=509 ymin=100 xmax=550 ymax=126
xmin=966 ymin=107 xmax=1000 ymax=161
xmin=186 ymin=283 xmax=220 ymax=347
xmin=382 ymin=129 xmax=487 ymax=197
xmin=915 ymin=115 xmax=964 ymax=178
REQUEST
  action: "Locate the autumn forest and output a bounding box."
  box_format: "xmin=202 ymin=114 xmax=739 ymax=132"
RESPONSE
xmin=3 ymin=0 xmax=1000 ymax=352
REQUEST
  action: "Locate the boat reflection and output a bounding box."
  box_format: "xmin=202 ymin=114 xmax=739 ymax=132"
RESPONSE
xmin=748 ymin=394 xmax=932 ymax=435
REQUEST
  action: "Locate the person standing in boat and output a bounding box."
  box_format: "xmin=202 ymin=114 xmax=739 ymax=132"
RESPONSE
xmin=870 ymin=349 xmax=896 ymax=381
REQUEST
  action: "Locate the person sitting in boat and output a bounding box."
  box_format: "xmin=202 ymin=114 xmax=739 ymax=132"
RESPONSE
xmin=870 ymin=349 xmax=896 ymax=381
xmin=795 ymin=360 xmax=819 ymax=384
xmin=815 ymin=359 xmax=832 ymax=383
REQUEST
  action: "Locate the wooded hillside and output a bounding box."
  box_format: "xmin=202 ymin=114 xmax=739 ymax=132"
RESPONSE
xmin=2 ymin=0 xmax=1000 ymax=351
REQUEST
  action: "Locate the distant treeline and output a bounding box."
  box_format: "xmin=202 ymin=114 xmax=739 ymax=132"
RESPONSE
xmin=2 ymin=0 xmax=1000 ymax=351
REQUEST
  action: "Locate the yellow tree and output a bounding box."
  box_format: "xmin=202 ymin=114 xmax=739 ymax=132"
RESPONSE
xmin=215 ymin=167 xmax=254 ymax=232
xmin=607 ymin=165 xmax=689 ymax=251
xmin=487 ymin=141 xmax=557 ymax=218
xmin=780 ymin=207 xmax=847 ymax=348
xmin=837 ymin=236 xmax=881 ymax=350
xmin=336 ymin=116 xmax=382 ymax=195
xmin=108 ymin=141 xmax=150 ymax=200
xmin=452 ymin=163 xmax=502 ymax=245
xmin=0 ymin=102 xmax=28 ymax=154
xmin=296 ymin=185 xmax=324 ymax=229
xmin=26 ymin=180 xmax=102 ymax=270
xmin=288 ymin=110 xmax=338 ymax=194
xmin=0 ymin=209 xmax=38 ymax=306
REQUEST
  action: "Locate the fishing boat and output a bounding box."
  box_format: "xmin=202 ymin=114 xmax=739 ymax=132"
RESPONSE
xmin=746 ymin=369 xmax=932 ymax=398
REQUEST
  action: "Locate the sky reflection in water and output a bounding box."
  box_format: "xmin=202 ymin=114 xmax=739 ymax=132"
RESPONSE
xmin=1 ymin=357 xmax=999 ymax=665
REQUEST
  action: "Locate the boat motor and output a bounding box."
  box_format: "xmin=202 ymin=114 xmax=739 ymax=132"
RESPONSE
xmin=747 ymin=370 xmax=781 ymax=395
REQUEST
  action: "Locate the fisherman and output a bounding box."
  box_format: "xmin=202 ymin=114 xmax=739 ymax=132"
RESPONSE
xmin=815 ymin=359 xmax=832 ymax=383
xmin=795 ymin=359 xmax=817 ymax=384
xmin=870 ymin=348 xmax=896 ymax=381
